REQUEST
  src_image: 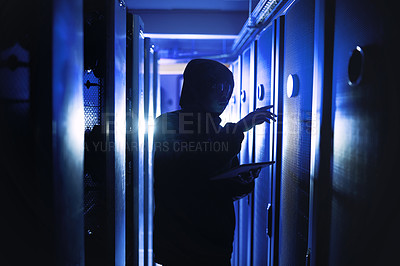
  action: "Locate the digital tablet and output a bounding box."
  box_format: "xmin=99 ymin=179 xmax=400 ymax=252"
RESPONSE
xmin=210 ymin=161 xmax=275 ymax=180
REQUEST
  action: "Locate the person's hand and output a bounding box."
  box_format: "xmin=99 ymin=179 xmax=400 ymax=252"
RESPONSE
xmin=237 ymin=168 xmax=262 ymax=184
xmin=236 ymin=105 xmax=277 ymax=132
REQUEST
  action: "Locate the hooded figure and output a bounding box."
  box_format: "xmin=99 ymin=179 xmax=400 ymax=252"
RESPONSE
xmin=179 ymin=59 xmax=234 ymax=115
xmin=153 ymin=59 xmax=275 ymax=266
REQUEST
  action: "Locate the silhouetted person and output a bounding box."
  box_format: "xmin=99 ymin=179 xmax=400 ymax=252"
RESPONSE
xmin=153 ymin=59 xmax=276 ymax=266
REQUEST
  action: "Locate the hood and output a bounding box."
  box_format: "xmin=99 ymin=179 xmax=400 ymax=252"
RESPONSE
xmin=179 ymin=59 xmax=234 ymax=115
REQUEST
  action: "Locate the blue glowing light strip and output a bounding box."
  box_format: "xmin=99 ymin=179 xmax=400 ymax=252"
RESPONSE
xmin=144 ymin=33 xmax=238 ymax=40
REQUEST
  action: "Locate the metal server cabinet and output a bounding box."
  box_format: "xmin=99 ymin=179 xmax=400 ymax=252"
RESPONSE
xmin=82 ymin=1 xmax=126 ymax=264
xmin=278 ymin=0 xmax=315 ymax=264
xmin=144 ymin=37 xmax=155 ymax=266
xmin=83 ymin=0 xmax=108 ymax=264
xmin=0 ymin=0 xmax=84 ymax=264
xmin=95 ymin=1 xmax=127 ymax=264
xmin=112 ymin=2 xmax=127 ymax=265
xmin=85 ymin=0 xmax=128 ymax=264
xmin=307 ymin=0 xmax=400 ymax=265
xmin=237 ymin=43 xmax=256 ymax=266
xmin=126 ymin=13 xmax=145 ymax=266
xmin=253 ymin=24 xmax=274 ymax=266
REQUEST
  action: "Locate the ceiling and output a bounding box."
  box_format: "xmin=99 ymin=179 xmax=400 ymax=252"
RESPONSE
xmin=126 ymin=0 xmax=258 ymax=63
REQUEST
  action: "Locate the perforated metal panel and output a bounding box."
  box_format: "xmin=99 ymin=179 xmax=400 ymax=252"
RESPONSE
xmin=83 ymin=2 xmax=108 ymax=265
xmin=328 ymin=0 xmax=400 ymax=265
xmin=83 ymin=71 xmax=102 ymax=131
xmin=279 ymin=0 xmax=314 ymax=264
xmin=0 ymin=38 xmax=35 ymax=265
xmin=83 ymin=70 xmax=107 ymax=266
xmin=83 ymin=72 xmax=104 ymax=220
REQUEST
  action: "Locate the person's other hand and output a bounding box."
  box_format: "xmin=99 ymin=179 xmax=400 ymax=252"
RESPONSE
xmin=236 ymin=105 xmax=276 ymax=132
xmin=237 ymin=168 xmax=262 ymax=184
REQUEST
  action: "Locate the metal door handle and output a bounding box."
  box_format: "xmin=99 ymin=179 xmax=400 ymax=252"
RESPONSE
xmin=258 ymin=84 xmax=265 ymax=101
xmin=241 ymin=90 xmax=246 ymax=103
xmin=348 ymin=45 xmax=365 ymax=86
xmin=266 ymin=203 xmax=272 ymax=238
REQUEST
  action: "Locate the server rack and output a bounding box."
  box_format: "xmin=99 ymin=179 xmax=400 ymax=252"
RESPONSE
xmin=231 ymin=1 xmax=316 ymax=265
xmin=306 ymin=0 xmax=335 ymax=264
xmin=111 ymin=1 xmax=127 ymax=264
xmin=278 ymin=0 xmax=315 ymax=264
xmin=237 ymin=43 xmax=257 ymax=266
xmin=253 ymin=23 xmax=274 ymax=266
xmin=126 ymin=13 xmax=145 ymax=266
xmin=84 ymin=0 xmax=127 ymax=264
xmin=0 ymin=0 xmax=84 ymax=264
xmin=320 ymin=0 xmax=399 ymax=265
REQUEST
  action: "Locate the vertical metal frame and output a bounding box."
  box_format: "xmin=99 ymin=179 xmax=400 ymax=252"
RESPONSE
xmin=137 ymin=33 xmax=146 ymax=266
xmin=126 ymin=13 xmax=145 ymax=266
xmin=114 ymin=1 xmax=127 ymax=264
xmin=267 ymin=23 xmax=276 ymax=266
xmin=104 ymin=1 xmax=116 ymax=263
xmin=230 ymin=57 xmax=241 ymax=266
xmin=307 ymin=0 xmax=335 ymax=265
xmin=238 ymin=44 xmax=256 ymax=266
xmin=148 ymin=50 xmax=159 ymax=265
xmin=144 ymin=37 xmax=155 ymax=266
xmin=249 ymin=42 xmax=257 ymax=166
xmin=249 ymin=40 xmax=257 ymax=266
xmin=270 ymin=16 xmax=285 ymax=266
xmin=104 ymin=0 xmax=126 ymax=264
